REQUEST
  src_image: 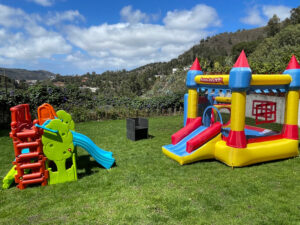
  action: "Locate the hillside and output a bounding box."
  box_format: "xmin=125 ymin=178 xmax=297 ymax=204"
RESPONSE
xmin=132 ymin=27 xmax=266 ymax=75
xmin=0 ymin=68 xmax=56 ymax=80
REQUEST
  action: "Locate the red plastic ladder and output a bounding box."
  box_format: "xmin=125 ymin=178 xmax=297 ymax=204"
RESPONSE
xmin=10 ymin=104 xmax=48 ymax=190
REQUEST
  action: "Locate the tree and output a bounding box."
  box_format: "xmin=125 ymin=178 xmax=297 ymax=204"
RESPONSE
xmin=231 ymin=40 xmax=260 ymax=60
xmin=213 ymin=61 xmax=222 ymax=73
xmin=290 ymin=6 xmax=300 ymax=25
xmin=266 ymin=14 xmax=281 ymax=37
xmin=249 ymin=24 xmax=300 ymax=73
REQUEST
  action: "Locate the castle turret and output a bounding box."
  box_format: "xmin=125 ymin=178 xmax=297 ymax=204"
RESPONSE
xmin=186 ymin=58 xmax=202 ymax=124
xmin=282 ymin=55 xmax=300 ymax=140
xmin=283 ymin=55 xmax=300 ymax=89
xmin=229 ymin=50 xmax=252 ymax=91
xmin=227 ymin=51 xmax=251 ymax=148
xmin=186 ymin=58 xmax=203 ymax=88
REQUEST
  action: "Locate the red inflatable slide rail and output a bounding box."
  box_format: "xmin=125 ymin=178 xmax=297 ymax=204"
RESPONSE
xmin=171 ymin=117 xmax=202 ymax=145
xmin=186 ymin=122 xmax=222 ymax=153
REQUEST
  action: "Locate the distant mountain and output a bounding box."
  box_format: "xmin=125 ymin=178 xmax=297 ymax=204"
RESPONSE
xmin=0 ymin=68 xmax=56 ymax=80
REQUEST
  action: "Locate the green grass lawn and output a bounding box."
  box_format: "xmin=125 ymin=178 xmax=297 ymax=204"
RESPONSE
xmin=0 ymin=115 xmax=299 ymax=224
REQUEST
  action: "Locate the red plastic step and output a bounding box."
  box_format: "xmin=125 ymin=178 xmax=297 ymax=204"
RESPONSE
xmin=16 ymin=142 xmax=39 ymax=149
xmin=19 ymin=161 xmax=42 ymax=170
xmin=21 ymin=177 xmax=45 ymax=185
xmin=18 ymin=152 xmax=40 ymax=159
xmin=16 ymin=129 xmax=37 ymax=138
xmin=22 ymin=172 xmax=42 ymax=180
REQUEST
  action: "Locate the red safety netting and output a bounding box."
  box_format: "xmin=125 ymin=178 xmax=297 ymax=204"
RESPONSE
xmin=252 ymin=100 xmax=276 ymax=125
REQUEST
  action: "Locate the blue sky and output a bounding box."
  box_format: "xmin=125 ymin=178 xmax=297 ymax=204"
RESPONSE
xmin=0 ymin=0 xmax=299 ymax=75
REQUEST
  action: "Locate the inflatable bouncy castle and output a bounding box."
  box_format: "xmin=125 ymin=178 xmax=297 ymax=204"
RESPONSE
xmin=162 ymin=51 xmax=299 ymax=167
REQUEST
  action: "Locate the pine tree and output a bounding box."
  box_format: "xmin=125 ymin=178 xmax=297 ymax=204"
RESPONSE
xmin=290 ymin=6 xmax=300 ymax=24
xmin=266 ymin=14 xmax=281 ymax=37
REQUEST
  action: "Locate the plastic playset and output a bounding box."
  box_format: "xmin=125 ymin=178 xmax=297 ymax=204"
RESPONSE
xmin=162 ymin=51 xmax=300 ymax=167
xmin=3 ymin=103 xmax=115 ymax=190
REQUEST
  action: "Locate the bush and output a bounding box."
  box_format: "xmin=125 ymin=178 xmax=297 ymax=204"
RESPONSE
xmin=0 ymin=84 xmax=185 ymax=123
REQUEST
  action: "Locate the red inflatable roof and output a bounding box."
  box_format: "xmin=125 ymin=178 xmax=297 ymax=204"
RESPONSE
xmin=190 ymin=58 xmax=202 ymax=71
xmin=286 ymin=55 xmax=300 ymax=70
xmin=233 ymin=50 xmax=250 ymax=68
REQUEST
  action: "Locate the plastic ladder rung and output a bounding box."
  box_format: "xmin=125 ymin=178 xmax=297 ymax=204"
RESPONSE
xmin=22 ymin=172 xmax=42 ymax=180
xmin=16 ymin=142 xmax=39 ymax=148
xmin=16 ymin=129 xmax=37 ymax=138
xmin=18 ymin=152 xmax=40 ymax=159
xmin=19 ymin=161 xmax=42 ymax=169
xmin=21 ymin=177 xmax=45 ymax=185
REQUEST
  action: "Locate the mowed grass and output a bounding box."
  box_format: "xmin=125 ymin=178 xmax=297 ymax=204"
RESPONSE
xmin=0 ymin=115 xmax=300 ymax=224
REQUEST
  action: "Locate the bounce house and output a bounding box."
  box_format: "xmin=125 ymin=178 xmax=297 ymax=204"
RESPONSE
xmin=162 ymin=51 xmax=300 ymax=167
xmin=3 ymin=103 xmax=115 ymax=190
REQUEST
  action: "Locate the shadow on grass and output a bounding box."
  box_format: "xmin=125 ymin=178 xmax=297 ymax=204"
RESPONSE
xmin=207 ymin=156 xmax=299 ymax=169
xmin=0 ymin=128 xmax=9 ymax=137
xmin=185 ymin=158 xmax=217 ymax=166
xmin=237 ymin=156 xmax=299 ymax=169
xmin=76 ymin=155 xmax=117 ymax=179
xmin=178 ymin=155 xmax=299 ymax=169
xmin=126 ymin=134 xmax=155 ymax=141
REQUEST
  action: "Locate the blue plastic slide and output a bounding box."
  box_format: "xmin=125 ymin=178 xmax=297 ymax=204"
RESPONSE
xmin=71 ymin=131 xmax=115 ymax=169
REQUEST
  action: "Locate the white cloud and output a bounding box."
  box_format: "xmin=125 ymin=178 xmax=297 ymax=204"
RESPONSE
xmin=163 ymin=4 xmax=221 ymax=30
xmin=64 ymin=4 xmax=220 ymax=71
xmin=0 ymin=3 xmax=221 ymax=73
xmin=28 ymin=0 xmax=54 ymax=7
xmin=0 ymin=56 xmax=14 ymax=65
xmin=262 ymin=5 xmax=291 ymax=21
xmin=0 ymin=33 xmax=71 ymax=60
xmin=65 ymin=22 xmax=210 ymax=70
xmin=0 ymin=4 xmax=72 ymax=65
xmin=45 ymin=10 xmax=85 ymax=26
xmin=240 ymin=7 xmax=266 ymax=26
xmin=241 ymin=5 xmax=291 ymax=26
xmin=120 ymin=5 xmax=149 ymax=24
xmin=0 ymin=4 xmax=26 ymax=27
xmin=65 ymin=53 xmax=129 ymax=71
